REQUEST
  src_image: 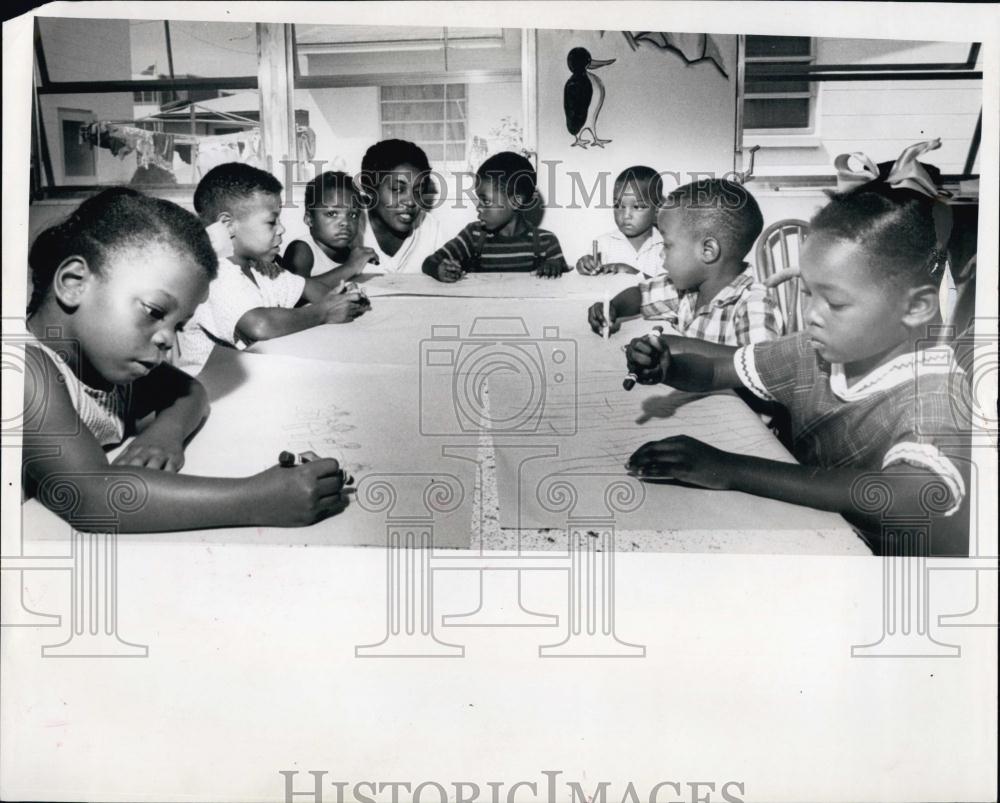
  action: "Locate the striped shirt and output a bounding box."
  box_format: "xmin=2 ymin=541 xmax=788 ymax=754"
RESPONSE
xmin=423 ymin=221 xmax=568 ymax=275
xmin=638 ymin=265 xmax=782 ymax=346
xmin=734 ymin=332 xmax=968 ymax=531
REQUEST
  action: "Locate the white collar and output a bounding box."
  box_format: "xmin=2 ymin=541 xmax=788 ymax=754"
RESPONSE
xmin=828 ymin=343 xmax=960 ymax=401
xmin=608 ymin=227 xmax=662 ymax=251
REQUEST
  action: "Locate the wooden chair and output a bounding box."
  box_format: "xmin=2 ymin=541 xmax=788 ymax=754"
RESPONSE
xmin=755 ymin=219 xmax=809 ymax=333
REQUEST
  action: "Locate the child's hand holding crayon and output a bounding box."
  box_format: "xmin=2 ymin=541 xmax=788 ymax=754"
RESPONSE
xmin=588 ymin=300 xmax=621 ymax=337
xmin=341 ymin=246 xmax=380 ymax=279
xmin=625 ymin=331 xmax=672 ymax=385
xmin=435 ymin=257 xmax=465 ymax=283
xmin=318 ymin=285 xmax=370 ymax=324
xmin=253 ymin=450 xmax=349 ymax=526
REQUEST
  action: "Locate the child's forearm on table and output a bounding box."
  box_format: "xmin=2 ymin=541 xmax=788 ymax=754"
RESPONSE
xmin=610 ymin=286 xmax=642 ymax=317
xmin=662 ymin=336 xmax=740 ymax=392
xmin=236 ymin=305 xmax=326 ymax=343
xmin=139 ymin=373 xmax=209 ymax=445
xmin=35 ymin=467 xmax=277 ymax=532
xmin=722 ymin=456 xmax=953 ymax=533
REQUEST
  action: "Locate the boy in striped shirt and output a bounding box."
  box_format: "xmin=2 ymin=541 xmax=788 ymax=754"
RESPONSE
xmin=589 ymin=178 xmax=782 ymax=346
xmin=423 ymin=152 xmax=567 ymax=280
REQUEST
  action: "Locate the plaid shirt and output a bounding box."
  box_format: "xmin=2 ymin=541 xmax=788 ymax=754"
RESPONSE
xmin=734 ymin=332 xmax=967 ymax=520
xmin=638 ymin=265 xmax=782 ymax=346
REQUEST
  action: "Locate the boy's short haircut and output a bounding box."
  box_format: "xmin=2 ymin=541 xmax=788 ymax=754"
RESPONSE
xmin=304 ymin=171 xmax=359 ymax=210
xmin=477 ymin=151 xmax=537 ymax=207
xmin=665 ymin=179 xmax=764 ymax=259
xmin=614 ymin=165 xmax=663 ymax=205
xmin=193 ymin=162 xmax=283 ymax=224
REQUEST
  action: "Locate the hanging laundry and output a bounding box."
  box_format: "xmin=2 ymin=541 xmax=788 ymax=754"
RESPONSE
xmin=152 ymin=132 xmax=175 ymax=170
xmin=196 ymin=140 xmax=242 ymax=175
xmin=296 ymin=125 xmax=316 ymax=163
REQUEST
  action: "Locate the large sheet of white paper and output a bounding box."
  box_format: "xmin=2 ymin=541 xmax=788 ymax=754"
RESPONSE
xmin=21 ymin=348 xmax=479 ymax=548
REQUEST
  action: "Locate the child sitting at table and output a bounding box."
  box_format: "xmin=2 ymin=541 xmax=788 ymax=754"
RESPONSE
xmin=576 ymin=165 xmax=665 ymax=278
xmin=22 ymin=188 xmax=349 ymax=532
xmin=623 ymin=148 xmax=968 ymax=555
xmin=283 ymin=170 xmax=379 ymax=281
xmin=176 ymin=163 xmax=368 ymax=374
xmin=589 ymin=178 xmax=781 ymax=346
xmin=422 ymin=151 xmax=568 ymax=280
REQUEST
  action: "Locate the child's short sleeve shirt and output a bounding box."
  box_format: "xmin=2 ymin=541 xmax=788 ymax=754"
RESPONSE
xmin=595 ymin=228 xmax=665 ymax=277
xmin=638 ymin=266 xmax=782 ymax=346
xmin=733 ymin=332 xmax=967 ymax=515
xmin=175 ymin=258 xmax=306 ymax=374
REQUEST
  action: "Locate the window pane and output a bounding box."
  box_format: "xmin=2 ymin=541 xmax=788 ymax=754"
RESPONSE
xmin=382 ymin=85 xmax=446 ymax=101
xmin=159 ymin=21 xmax=257 ymax=77
xmin=37 ymin=18 xmax=257 ymax=82
xmin=422 ymin=144 xmax=444 ymax=162
xmin=744 ymin=98 xmax=811 ymax=129
xmin=383 ymin=122 xmax=446 ymax=141
xmin=744 ymin=79 xmax=810 ymax=94
xmin=745 ymin=36 xmax=812 ymax=59
xmin=381 ymin=102 xmax=444 ymax=122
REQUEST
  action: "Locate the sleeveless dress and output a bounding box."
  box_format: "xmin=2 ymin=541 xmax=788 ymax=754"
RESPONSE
xmin=299 ymin=236 xmax=345 ymax=277
xmin=27 ymin=335 xmax=132 ymax=448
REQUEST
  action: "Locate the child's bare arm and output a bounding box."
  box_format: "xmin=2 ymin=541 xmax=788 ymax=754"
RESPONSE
xmin=235 ymin=305 xmax=328 ymax=343
xmin=114 ymin=364 xmax=210 ymax=471
xmin=626 ymin=334 xmax=739 ymax=392
xmin=22 ymin=349 xmax=346 ymax=532
xmin=283 ymin=240 xmax=314 ymax=278
xmin=307 ymin=247 xmax=379 ymax=293
xmin=626 ymin=436 xmax=964 ymax=545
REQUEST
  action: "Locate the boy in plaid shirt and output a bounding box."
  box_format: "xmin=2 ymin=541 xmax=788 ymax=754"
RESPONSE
xmin=622 ymin=153 xmax=969 ymax=556
xmin=589 ymin=178 xmax=781 ymax=346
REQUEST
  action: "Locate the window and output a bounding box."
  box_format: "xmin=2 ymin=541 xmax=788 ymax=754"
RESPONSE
xmin=744 ymin=36 xmax=814 ymax=132
xmin=379 ymin=84 xmax=467 ymax=166
xmin=59 ymin=109 xmax=96 ymax=178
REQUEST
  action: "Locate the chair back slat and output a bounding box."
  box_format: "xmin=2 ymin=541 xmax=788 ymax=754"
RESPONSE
xmin=754 ymin=219 xmax=809 ymax=334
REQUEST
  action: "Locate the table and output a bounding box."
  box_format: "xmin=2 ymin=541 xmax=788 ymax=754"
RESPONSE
xmin=19 ymin=271 xmax=864 ymax=554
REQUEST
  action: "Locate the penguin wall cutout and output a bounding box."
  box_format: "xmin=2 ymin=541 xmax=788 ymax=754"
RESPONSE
xmin=564 ymin=47 xmax=616 ymax=149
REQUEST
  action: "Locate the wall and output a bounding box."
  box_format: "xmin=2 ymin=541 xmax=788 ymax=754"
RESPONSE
xmin=752 ymin=38 xmax=982 ymax=176
xmin=534 ymin=29 xmax=739 ymax=261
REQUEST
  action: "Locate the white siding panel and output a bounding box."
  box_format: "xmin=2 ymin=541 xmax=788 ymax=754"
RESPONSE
xmin=822 ymin=88 xmax=982 ymax=115
xmin=820 ymin=114 xmax=979 ymax=140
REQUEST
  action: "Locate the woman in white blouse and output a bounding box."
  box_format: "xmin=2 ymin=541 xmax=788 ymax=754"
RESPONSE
xmin=359 ymin=139 xmax=443 ymax=273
